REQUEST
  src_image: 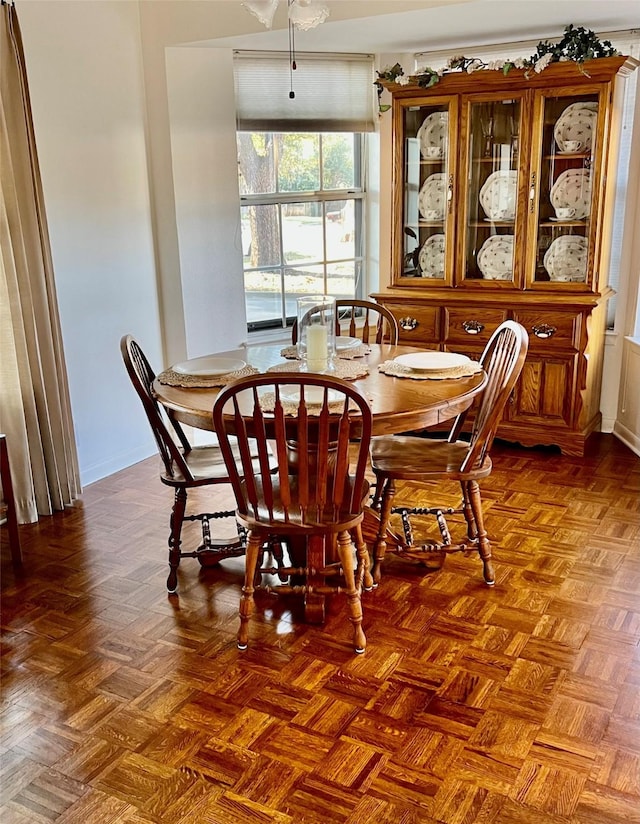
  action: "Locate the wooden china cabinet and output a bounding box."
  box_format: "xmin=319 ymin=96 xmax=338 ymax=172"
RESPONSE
xmin=373 ymin=56 xmax=638 ymax=456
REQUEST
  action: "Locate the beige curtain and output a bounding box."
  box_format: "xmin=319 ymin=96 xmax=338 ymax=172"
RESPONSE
xmin=0 ymin=0 xmax=80 ymax=523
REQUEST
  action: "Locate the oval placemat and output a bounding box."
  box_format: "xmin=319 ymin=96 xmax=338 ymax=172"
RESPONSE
xmin=157 ymin=364 xmax=260 ymax=388
xmin=378 ymin=360 xmax=482 ymax=380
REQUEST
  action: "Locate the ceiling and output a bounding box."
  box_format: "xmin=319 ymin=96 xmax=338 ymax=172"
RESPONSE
xmin=209 ymin=1 xmax=640 ymax=55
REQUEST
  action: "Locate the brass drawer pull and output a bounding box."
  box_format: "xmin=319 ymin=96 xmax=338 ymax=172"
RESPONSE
xmin=532 ymin=323 xmax=557 ymax=339
xmin=462 ymin=319 xmax=484 ymax=335
xmin=399 ymin=316 xmax=419 ymax=331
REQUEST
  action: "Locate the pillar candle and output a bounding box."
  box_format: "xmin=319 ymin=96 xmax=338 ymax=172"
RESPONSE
xmin=306 ymin=324 xmax=328 ymax=371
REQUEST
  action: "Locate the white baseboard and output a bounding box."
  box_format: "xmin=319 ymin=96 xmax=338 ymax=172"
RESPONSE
xmin=613 ymin=421 xmax=640 ymax=457
xmin=600 ymin=417 xmax=615 ymax=433
xmin=81 ymin=445 xmax=155 ymax=487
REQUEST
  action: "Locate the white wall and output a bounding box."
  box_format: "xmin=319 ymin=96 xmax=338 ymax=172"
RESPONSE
xmin=614 ymin=74 xmax=640 ymax=455
xmin=615 ymin=340 xmax=640 ymax=453
xmin=165 ymin=46 xmax=248 ymax=355
xmin=19 ymin=0 xmax=161 ymax=484
xmin=19 ymin=0 xmax=285 ymax=480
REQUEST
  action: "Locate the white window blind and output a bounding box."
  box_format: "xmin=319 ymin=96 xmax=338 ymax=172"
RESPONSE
xmin=234 ymin=51 xmax=376 ymax=133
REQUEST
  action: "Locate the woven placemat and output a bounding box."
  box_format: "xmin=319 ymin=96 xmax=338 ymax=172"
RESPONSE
xmin=157 ymin=364 xmax=260 ymax=388
xmin=378 ymin=360 xmax=483 ymax=381
xmin=267 ymin=359 xmax=369 ymax=380
xmin=280 ymin=343 xmax=371 ymax=360
xmin=258 ymin=392 xmax=357 ymax=416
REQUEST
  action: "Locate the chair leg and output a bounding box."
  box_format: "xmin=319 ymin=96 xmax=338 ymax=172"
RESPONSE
xmin=467 ymin=480 xmax=495 ymax=585
xmin=353 ymin=523 xmax=373 ymax=592
xmin=461 ymin=481 xmax=478 ymax=541
xmin=336 ymin=530 xmax=366 ymax=654
xmin=270 ymin=538 xmax=288 ymax=582
xmin=167 ymin=487 xmax=187 ymax=594
xmin=372 ymin=476 xmax=395 ymax=585
xmin=371 ymin=478 xmax=383 ymax=510
xmin=238 ymin=532 xmax=262 ymax=650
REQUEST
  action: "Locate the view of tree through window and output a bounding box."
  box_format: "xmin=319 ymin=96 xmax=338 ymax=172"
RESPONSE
xmin=237 ymin=132 xmax=364 ymax=331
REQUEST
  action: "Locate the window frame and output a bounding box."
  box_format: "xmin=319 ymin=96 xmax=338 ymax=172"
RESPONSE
xmin=238 ymin=131 xmax=366 ymax=333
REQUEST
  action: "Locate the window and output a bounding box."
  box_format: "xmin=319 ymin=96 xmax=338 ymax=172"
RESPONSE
xmin=238 ymin=132 xmax=365 ymax=331
xmin=234 ymin=51 xmax=375 ymax=332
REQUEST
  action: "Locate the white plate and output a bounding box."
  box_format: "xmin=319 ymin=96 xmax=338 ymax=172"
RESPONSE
xmin=477 ymin=235 xmax=514 ymax=280
xmin=394 ymin=352 xmax=471 ymax=373
xmin=172 ymin=356 xmax=246 ymax=377
xmin=335 ymin=336 xmax=361 ymax=351
xmin=543 ymin=235 xmax=588 ymax=282
xmin=279 ymin=386 xmax=342 ymax=405
xmin=550 ymin=169 xmax=592 ymax=220
xmin=479 ymin=170 xmax=518 ymax=221
xmin=417 ymin=111 xmax=448 ymax=159
xmin=418 ymin=234 xmax=446 ymax=278
xmin=554 ymin=102 xmax=598 ymax=153
xmin=418 ymin=173 xmax=447 ymax=220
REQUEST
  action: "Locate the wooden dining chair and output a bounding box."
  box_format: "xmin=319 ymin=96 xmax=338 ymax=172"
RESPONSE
xmin=370 ymin=320 xmax=529 ymax=586
xmin=213 ymin=373 xmax=373 ymax=654
xmin=291 ymin=298 xmax=399 ymax=346
xmin=121 ymin=335 xmax=272 ymax=593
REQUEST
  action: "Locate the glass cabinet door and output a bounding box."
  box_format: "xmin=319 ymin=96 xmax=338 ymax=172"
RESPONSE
xmin=397 ymin=99 xmax=455 ymax=283
xmin=528 ymin=89 xmax=601 ymax=288
xmin=460 ymin=94 xmax=525 ymax=285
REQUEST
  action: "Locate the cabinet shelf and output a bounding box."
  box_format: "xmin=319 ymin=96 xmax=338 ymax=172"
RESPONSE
xmin=539 ymin=220 xmax=587 ymax=227
xmin=544 ymin=152 xmax=590 ymax=160
xmin=468 ymin=221 xmax=514 ymax=228
xmin=405 ymin=222 xmax=446 ymax=229
xmin=406 ymin=162 xmax=446 ymax=170
xmin=472 ymin=157 xmax=518 ymax=164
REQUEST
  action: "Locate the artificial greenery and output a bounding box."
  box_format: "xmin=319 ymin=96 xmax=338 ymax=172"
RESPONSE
xmin=530 ymin=24 xmax=618 ymax=65
xmin=375 ymin=25 xmax=620 ymax=104
xmin=374 ymin=62 xmax=404 ymax=111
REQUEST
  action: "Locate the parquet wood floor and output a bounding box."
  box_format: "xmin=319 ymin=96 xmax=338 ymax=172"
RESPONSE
xmin=1 ymin=434 xmax=639 ymax=823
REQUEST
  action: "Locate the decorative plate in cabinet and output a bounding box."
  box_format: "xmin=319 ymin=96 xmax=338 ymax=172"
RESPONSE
xmin=479 ymin=170 xmax=518 ymax=221
xmin=418 ymin=174 xmax=447 ymax=220
xmin=477 ymin=235 xmax=514 ymax=280
xmin=417 ymin=111 xmax=448 ymax=159
xmin=543 ymin=235 xmax=588 ymax=282
xmin=550 ymin=169 xmax=592 ymax=220
xmin=553 ymin=102 xmax=598 ymax=153
xmin=418 ymin=234 xmax=446 ymax=278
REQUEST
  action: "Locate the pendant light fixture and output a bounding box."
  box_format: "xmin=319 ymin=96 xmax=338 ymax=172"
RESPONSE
xmin=242 ymin=0 xmax=330 ymax=97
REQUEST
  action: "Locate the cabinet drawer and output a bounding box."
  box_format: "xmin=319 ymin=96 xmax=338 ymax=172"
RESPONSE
xmin=444 ymin=308 xmax=507 ymax=346
xmin=387 ymin=304 xmax=440 ymax=345
xmin=513 ymin=310 xmax=582 ymax=352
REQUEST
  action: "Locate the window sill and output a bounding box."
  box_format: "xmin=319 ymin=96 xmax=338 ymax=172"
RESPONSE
xmin=246 ymin=328 xmax=290 ymax=346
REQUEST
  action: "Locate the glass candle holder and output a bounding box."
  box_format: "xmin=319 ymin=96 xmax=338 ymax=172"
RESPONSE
xmin=296 ymin=295 xmax=336 ymax=372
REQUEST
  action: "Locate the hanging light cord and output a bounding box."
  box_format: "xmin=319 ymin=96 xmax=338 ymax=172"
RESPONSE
xmin=288 ymin=0 xmax=296 ymax=99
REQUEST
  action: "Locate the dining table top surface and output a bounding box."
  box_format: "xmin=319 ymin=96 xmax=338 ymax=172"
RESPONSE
xmin=153 ymin=342 xmax=486 ymax=437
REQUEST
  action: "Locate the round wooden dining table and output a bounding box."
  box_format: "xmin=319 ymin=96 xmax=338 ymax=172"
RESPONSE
xmin=153 ymin=342 xmax=486 ymax=437
xmin=153 ymin=342 xmax=487 ymax=622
